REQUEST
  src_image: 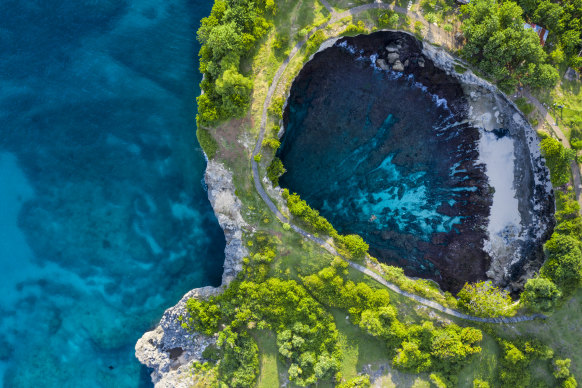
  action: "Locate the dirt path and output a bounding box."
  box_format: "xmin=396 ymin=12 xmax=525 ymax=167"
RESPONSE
xmin=523 ymin=89 xmax=582 ymax=211
xmin=249 ymin=4 xmax=546 ymax=324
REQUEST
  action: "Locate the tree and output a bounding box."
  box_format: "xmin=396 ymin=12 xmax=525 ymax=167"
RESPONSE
xmin=540 ymin=233 xmax=582 ymax=293
xmin=540 ymin=137 xmax=576 ymax=187
xmin=473 ymin=379 xmax=490 ymax=388
xmin=215 ymin=68 xmax=253 ymax=117
xmin=554 ymin=358 xmax=572 ymax=380
xmin=457 ymin=281 xmax=513 ymax=317
xmin=205 ymin=22 xmax=243 ymax=60
xmin=339 ymin=234 xmax=369 ymax=258
xmin=522 ymin=63 xmax=559 ymax=89
xmin=521 ymin=276 xmax=561 ymax=312
xmin=267 ymin=157 xmax=286 ymax=186
xmin=393 ymin=341 xmax=432 ymax=372
xmin=533 ymin=1 xmax=563 ymax=32
xmin=460 ymin=0 xmax=559 ymax=90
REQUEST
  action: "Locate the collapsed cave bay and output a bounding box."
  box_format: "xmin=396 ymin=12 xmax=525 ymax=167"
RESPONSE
xmin=277 ymin=31 xmax=555 ymax=292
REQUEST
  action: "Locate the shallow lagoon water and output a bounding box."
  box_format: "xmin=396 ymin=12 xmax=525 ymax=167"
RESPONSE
xmin=0 ymin=1 xmax=224 ymax=386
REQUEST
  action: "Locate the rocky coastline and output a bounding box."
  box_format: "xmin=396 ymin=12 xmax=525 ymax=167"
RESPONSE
xmin=135 ymin=160 xmax=248 ymax=387
xmin=135 ymin=30 xmax=556 ymax=386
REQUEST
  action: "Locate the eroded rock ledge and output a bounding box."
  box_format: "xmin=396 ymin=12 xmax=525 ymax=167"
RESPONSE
xmin=135 ymin=160 xmax=247 ymax=387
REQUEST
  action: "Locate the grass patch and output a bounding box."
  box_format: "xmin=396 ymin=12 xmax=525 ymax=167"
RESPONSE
xmin=454 ymin=64 xmax=467 ymax=74
xmin=493 ymin=288 xmax=582 ymax=382
xmin=331 ymin=308 xmax=431 ymax=387
xmin=332 ymin=308 xmax=391 ymax=381
xmin=514 ymin=97 xmax=535 ymax=117
xmin=457 ymin=333 xmax=500 ymax=386
xmin=253 ymin=330 xmax=281 ymax=388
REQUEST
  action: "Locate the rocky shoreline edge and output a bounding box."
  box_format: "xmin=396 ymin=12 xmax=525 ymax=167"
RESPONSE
xmin=135 ymin=160 xmax=248 ymax=387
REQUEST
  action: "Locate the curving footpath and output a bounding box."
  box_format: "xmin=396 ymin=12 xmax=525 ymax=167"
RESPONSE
xmin=522 ymin=89 xmax=582 ymax=212
xmin=250 ymin=2 xmax=546 ymax=324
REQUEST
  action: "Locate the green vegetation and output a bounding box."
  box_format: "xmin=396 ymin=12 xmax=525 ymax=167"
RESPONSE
xmin=515 ymin=97 xmax=535 ymax=116
xmin=521 ymin=276 xmax=562 ymax=312
xmin=337 ymin=374 xmax=371 ymax=387
xmin=516 ymin=0 xmax=582 ymax=70
xmin=196 ymin=0 xmax=274 ymax=126
xmin=496 ymin=338 xmax=554 ymax=387
xmin=188 ymin=0 xmax=582 ymax=386
xmin=379 ymin=264 xmax=458 ymax=308
xmin=196 ymin=127 xmax=219 ymax=159
xmin=302 ymin=261 xmax=484 ymax=386
xmin=540 ymin=233 xmax=582 ymax=296
xmin=460 ymin=0 xmax=559 ymax=91
xmin=253 ymin=331 xmax=280 ymax=388
xmin=540 ymin=137 xmax=576 ymax=186
xmin=457 ymin=281 xmax=515 ymax=317
xmin=183 ymin=278 xmax=343 ymax=386
xmin=282 ymin=188 xmax=335 ymax=234
xmin=266 ymin=157 xmax=285 ymax=186
xmin=419 ymin=0 xmax=456 ymax=26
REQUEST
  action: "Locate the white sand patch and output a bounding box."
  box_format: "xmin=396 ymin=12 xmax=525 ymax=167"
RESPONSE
xmin=478 ymin=131 xmax=522 ymax=262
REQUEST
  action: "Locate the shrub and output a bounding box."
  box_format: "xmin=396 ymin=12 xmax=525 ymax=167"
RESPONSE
xmin=335 ymin=234 xmax=369 ymax=259
xmin=540 ymin=233 xmax=582 ymax=294
xmin=262 ymin=137 xmax=281 ymax=149
xmin=306 ymin=30 xmax=327 ymax=53
xmin=378 ymin=11 xmax=399 ymax=27
xmin=540 ymin=137 xmax=576 ymax=187
xmin=521 ymin=277 xmax=561 ymax=312
xmin=196 ymin=128 xmax=218 ymax=159
xmin=202 ymin=344 xmax=223 ymax=363
xmin=414 ymin=21 xmax=424 ymax=36
xmin=337 ymin=374 xmax=371 ymax=388
xmin=254 ymin=154 xmax=262 ymax=162
xmin=283 ymin=189 xmax=335 ymax=234
xmin=268 ymin=96 xmax=285 ymax=119
xmin=267 ymin=157 xmax=286 ymax=185
xmin=457 ymin=281 xmax=514 ymax=317
xmin=553 ymin=358 xmax=572 ymax=380
xmin=217 ymin=328 xmax=260 ymax=387
xmin=344 ymin=21 xmax=368 ymax=35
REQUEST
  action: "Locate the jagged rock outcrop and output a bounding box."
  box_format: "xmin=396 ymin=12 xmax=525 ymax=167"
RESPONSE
xmin=135 ymin=160 xmax=247 ymax=387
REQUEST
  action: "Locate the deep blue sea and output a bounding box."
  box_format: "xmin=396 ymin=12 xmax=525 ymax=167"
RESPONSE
xmin=0 ymin=1 xmax=225 ymax=387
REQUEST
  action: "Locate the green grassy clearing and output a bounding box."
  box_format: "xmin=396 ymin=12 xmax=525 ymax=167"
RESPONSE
xmin=331 ymin=308 xmax=433 ymax=387
xmin=253 ymin=330 xmax=281 ymax=388
xmin=495 ymin=289 xmax=582 ymax=382
xmin=457 ymin=333 xmax=500 ymax=386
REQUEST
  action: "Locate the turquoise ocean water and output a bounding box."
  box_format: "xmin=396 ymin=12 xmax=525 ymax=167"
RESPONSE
xmin=0 ymin=1 xmax=225 ymax=386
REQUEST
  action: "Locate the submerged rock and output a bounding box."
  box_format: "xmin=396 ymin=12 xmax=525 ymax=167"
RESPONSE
xmin=278 ymin=31 xmax=554 ymax=292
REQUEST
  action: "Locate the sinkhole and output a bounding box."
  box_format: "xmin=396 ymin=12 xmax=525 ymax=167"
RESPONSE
xmin=276 ymin=31 xmax=555 ymax=292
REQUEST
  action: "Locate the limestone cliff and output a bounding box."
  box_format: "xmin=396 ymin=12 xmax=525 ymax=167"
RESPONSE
xmin=135 ymin=160 xmax=247 ymax=387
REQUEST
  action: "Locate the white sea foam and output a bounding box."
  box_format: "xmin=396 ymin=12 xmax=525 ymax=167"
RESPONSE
xmin=478 ymin=130 xmax=522 ymax=261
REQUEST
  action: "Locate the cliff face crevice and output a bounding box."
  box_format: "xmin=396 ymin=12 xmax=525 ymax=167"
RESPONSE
xmin=135 ymin=160 xmax=248 ymax=387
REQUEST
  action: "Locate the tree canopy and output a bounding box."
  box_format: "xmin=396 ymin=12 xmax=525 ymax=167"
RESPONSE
xmin=461 ymin=0 xmax=559 ymax=90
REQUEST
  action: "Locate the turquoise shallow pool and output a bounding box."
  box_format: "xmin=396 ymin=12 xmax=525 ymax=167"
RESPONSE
xmin=0 ymin=1 xmax=224 ymax=386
